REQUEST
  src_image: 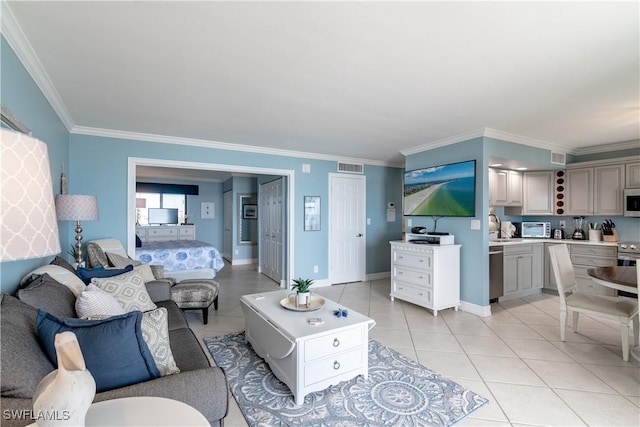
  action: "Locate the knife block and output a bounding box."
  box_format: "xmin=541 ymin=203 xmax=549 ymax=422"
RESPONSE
xmin=602 ymin=229 xmax=619 ymax=242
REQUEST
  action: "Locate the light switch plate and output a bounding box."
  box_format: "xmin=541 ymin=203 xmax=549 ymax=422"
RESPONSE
xmin=471 ymin=219 xmax=481 ymax=230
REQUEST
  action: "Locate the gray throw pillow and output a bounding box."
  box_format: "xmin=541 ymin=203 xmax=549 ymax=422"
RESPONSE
xmin=141 ymin=307 xmax=180 ymax=377
xmin=0 ymin=294 xmax=55 ymax=398
xmin=91 ymin=270 xmax=157 ymax=313
xmin=17 ymin=273 xmax=77 ymax=318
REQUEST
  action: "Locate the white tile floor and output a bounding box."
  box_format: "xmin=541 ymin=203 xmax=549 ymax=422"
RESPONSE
xmin=186 ymin=265 xmax=640 ymax=426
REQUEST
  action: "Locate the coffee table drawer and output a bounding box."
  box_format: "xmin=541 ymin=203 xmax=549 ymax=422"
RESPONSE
xmin=304 ymin=327 xmax=365 ymax=362
xmin=304 ymin=348 xmax=367 ymax=386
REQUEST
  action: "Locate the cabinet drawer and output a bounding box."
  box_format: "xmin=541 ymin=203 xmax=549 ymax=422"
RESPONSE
xmin=392 ymin=281 xmax=433 ymax=305
xmin=576 ymin=277 xmax=616 ymax=296
xmin=148 ymin=227 xmax=178 ymax=238
xmin=504 ymin=244 xmax=535 ymax=256
xmin=570 ymin=245 xmax=617 ymax=258
xmin=393 ymin=250 xmax=432 ymax=269
xmin=571 ymin=256 xmax=616 ymax=268
xmin=304 ymin=348 xmax=367 ymax=386
xmin=304 ymin=327 xmax=364 ymax=362
xmin=179 ymin=226 xmax=195 ymax=239
xmin=392 ymin=266 xmax=432 ymax=287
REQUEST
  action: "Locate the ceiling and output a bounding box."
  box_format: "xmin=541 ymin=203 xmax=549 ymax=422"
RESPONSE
xmin=3 ymin=1 xmax=639 ymax=166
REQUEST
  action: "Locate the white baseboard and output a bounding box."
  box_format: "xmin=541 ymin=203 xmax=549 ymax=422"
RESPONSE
xmin=231 ymin=258 xmax=257 ymax=266
xmin=460 ymin=300 xmax=492 ymax=317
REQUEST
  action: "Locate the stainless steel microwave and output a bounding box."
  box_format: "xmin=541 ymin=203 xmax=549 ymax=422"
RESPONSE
xmin=624 ymin=188 xmax=640 ymax=217
xmin=521 ymin=222 xmax=551 ymax=238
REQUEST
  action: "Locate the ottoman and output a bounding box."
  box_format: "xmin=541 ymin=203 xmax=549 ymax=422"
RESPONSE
xmin=170 ymin=279 xmax=219 ymax=324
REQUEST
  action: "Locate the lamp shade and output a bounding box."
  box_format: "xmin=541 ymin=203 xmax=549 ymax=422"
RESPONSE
xmin=55 ymin=195 xmax=99 ymax=221
xmin=136 ymin=198 xmax=146 ymax=208
xmin=1 ymin=129 xmax=61 ymax=261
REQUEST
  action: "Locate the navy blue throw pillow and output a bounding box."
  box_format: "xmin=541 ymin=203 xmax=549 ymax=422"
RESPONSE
xmin=36 ymin=310 xmax=160 ymax=392
xmin=135 ymin=234 xmax=142 ymax=248
xmin=76 ymin=264 xmax=133 ymax=284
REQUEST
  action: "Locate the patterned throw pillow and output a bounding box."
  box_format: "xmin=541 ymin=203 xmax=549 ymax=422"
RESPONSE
xmin=141 ymin=307 xmax=180 ymax=376
xmin=75 ymin=284 xmax=126 ymax=319
xmin=106 ymin=252 xmax=141 ymax=269
xmin=91 ymin=270 xmax=157 ymax=313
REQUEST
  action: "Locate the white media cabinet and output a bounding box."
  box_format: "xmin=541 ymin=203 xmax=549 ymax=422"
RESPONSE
xmin=389 ymin=240 xmax=461 ymax=316
xmin=136 ymin=225 xmax=196 ymax=243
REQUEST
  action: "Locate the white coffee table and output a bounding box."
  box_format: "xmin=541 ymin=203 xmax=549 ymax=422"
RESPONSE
xmin=240 ymin=289 xmax=375 ymax=405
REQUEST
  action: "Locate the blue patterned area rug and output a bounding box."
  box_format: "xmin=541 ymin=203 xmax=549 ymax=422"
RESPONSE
xmin=204 ymin=332 xmax=488 ymax=426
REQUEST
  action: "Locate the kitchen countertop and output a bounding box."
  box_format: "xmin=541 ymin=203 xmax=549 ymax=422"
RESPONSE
xmin=489 ymin=238 xmax=619 ymax=247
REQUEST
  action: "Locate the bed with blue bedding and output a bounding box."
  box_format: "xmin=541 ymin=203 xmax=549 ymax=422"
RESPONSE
xmin=135 ymin=240 xmax=225 ymax=280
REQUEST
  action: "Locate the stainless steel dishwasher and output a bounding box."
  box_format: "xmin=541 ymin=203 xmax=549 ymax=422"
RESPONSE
xmin=489 ymin=246 xmax=504 ymax=301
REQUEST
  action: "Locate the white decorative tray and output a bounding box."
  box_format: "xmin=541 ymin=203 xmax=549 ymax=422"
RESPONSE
xmin=280 ymin=295 xmax=326 ymax=312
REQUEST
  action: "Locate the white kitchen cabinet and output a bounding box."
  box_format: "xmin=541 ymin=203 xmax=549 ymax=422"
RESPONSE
xmin=522 ymin=171 xmax=554 ymax=215
xmin=566 ymin=168 xmax=593 ymax=215
xmin=136 ymin=225 xmax=196 ymax=243
xmin=503 ymin=244 xmax=543 ymax=298
xmin=566 ymin=165 xmax=623 ymax=215
xmin=626 ymin=162 xmax=640 ymax=188
xmin=489 ymin=169 xmax=522 ymax=206
xmin=389 ymin=241 xmax=460 ymax=316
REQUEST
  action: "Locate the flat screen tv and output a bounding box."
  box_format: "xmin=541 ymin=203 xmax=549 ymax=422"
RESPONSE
xmin=147 ymin=208 xmax=179 ymax=225
xmin=403 ymin=160 xmax=476 ymax=217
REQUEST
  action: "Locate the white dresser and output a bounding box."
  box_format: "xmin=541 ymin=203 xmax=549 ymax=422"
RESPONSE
xmin=389 ymin=241 xmax=461 ymax=316
xmin=136 ymin=225 xmax=196 ymax=243
xmin=240 ymin=290 xmax=375 ymax=405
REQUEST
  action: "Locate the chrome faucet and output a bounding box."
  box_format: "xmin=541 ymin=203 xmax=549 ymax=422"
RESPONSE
xmin=489 ymin=213 xmax=501 ymax=238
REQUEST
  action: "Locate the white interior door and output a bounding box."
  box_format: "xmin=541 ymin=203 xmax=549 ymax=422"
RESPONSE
xmin=260 ymin=179 xmax=283 ymax=285
xmin=223 ymin=190 xmax=232 ymax=261
xmin=329 ymin=173 xmax=366 ymax=284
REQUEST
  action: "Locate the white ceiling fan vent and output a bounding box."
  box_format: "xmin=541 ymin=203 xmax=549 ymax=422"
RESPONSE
xmin=337 ymin=162 xmax=364 ymax=174
xmin=550 ymin=151 xmax=566 ymax=166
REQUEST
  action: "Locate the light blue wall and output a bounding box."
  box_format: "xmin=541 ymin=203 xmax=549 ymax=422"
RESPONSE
xmin=405 ymin=138 xmax=487 ymax=306
xmin=67 ymin=133 xmax=400 ymax=284
xmin=0 ymin=36 xmax=70 ymax=293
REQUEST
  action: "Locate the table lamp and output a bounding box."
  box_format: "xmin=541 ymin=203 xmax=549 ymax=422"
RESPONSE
xmin=1 ymin=129 xmax=61 ymax=261
xmin=136 ymin=197 xmax=146 ymax=225
xmin=55 ymin=194 xmax=99 ymax=265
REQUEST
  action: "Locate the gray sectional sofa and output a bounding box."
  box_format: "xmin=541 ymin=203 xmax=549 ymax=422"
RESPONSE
xmin=0 ymin=274 xmax=228 ymax=427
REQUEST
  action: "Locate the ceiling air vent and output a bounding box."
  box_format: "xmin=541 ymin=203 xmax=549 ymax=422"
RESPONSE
xmin=337 ymin=162 xmax=364 ymax=174
xmin=550 ymin=151 xmax=566 ymax=166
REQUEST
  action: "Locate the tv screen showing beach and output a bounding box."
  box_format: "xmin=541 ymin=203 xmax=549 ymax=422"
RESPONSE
xmin=403 ymin=160 xmax=476 ymax=216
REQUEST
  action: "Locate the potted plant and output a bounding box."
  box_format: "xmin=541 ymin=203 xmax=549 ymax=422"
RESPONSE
xmin=292 ymin=278 xmax=314 ymax=307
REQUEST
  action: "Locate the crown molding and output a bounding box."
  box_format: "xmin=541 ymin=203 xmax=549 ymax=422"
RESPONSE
xmin=401 ymin=127 xmax=574 ymax=157
xmin=1 ymin=2 xmax=75 ymax=131
xmin=71 ymin=125 xmax=402 ymax=168
xmin=572 ymin=139 xmax=640 ymax=156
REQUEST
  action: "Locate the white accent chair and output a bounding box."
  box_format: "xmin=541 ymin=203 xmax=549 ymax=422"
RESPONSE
xmin=548 ymin=244 xmax=639 ymax=361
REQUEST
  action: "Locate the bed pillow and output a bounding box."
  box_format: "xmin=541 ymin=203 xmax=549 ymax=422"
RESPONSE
xmin=76 ymin=264 xmax=133 ymax=285
xmin=136 ymin=234 xmax=142 ymax=248
xmin=141 ymin=307 xmax=180 ymax=376
xmin=20 ymin=265 xmax=86 ymax=297
xmin=36 ymin=310 xmax=160 ymax=393
xmin=91 ymin=269 xmax=157 ymax=313
xmin=75 ymin=284 xmax=126 ymax=319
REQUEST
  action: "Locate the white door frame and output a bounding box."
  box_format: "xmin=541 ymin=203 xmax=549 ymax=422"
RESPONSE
xmin=328 ymin=173 xmax=366 ymax=284
xmin=128 ymin=157 xmax=295 ymax=287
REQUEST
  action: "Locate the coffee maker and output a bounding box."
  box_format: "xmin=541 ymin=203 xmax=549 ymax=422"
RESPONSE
xmin=571 ymin=216 xmax=586 ymax=240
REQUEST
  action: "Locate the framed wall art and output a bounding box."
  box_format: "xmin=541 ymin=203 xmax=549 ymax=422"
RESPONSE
xmin=304 ymin=196 xmax=320 ymax=231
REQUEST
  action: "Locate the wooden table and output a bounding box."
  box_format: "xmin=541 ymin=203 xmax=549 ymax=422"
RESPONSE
xmin=587 ymin=266 xmax=637 ymax=295
xmin=587 ymin=266 xmax=638 ymax=362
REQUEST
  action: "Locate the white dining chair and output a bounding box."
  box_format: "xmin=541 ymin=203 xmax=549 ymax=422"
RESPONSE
xmin=548 ymin=244 xmax=639 ymax=361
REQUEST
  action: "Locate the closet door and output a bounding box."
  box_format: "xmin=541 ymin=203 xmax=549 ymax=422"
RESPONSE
xmin=260 ymin=179 xmax=283 ymax=284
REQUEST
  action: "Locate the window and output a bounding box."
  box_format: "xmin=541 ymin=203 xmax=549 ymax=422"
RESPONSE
xmin=136 ymin=192 xmax=186 ymax=225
